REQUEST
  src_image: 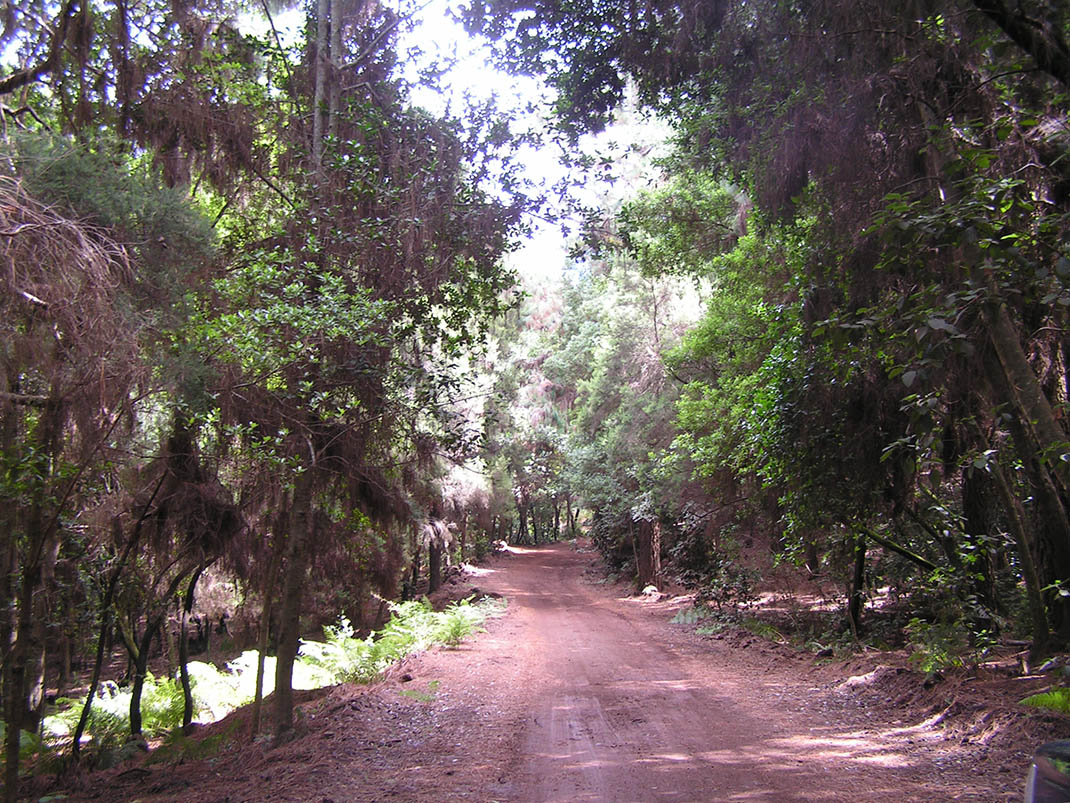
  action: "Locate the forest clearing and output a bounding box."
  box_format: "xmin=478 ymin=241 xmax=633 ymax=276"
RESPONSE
xmin=3 ymin=0 xmax=1070 ymax=800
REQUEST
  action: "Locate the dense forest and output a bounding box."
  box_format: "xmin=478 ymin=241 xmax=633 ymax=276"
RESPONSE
xmin=1 ymin=0 xmax=1069 ymax=795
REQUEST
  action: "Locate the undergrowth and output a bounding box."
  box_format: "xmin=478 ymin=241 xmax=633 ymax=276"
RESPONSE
xmin=6 ymin=596 xmax=503 ymax=779
xmin=1021 ymin=688 xmax=1070 ymax=715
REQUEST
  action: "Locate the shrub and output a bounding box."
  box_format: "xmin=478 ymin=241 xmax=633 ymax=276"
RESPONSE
xmin=1021 ymin=688 xmax=1070 ymax=715
xmin=905 ymin=617 xmax=968 ymax=676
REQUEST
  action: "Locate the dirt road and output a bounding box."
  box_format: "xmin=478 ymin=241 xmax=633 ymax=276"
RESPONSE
xmin=73 ymin=542 xmax=1028 ymax=802
xmin=456 ymin=543 xmax=985 ymax=802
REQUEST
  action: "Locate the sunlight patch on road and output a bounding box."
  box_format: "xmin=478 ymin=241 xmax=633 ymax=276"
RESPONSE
xmin=763 ymin=732 xmax=915 ymax=769
xmin=461 ymin=562 xmax=497 ymax=577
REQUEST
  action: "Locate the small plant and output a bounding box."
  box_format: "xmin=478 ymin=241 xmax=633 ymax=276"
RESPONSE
xmin=399 ymin=680 xmax=440 ymax=703
xmin=48 ymin=673 xmax=185 ymax=752
xmin=695 ymin=622 xmax=727 ymax=636
xmin=434 ymin=599 xmax=487 ymax=647
xmin=740 ymin=617 xmax=783 ymax=642
xmin=697 ymin=556 xmax=759 ymax=613
xmin=671 ymin=604 xmax=715 ymax=625
xmin=1021 ymin=688 xmax=1070 ymax=715
xmin=0 ymin=724 xmax=50 ymax=779
xmin=905 ymin=617 xmax=968 ymax=676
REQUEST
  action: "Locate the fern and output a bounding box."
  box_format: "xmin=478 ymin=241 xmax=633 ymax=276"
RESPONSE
xmin=1021 ymin=688 xmax=1070 ymax=715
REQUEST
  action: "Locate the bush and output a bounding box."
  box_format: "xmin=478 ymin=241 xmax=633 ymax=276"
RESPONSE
xmin=434 ymin=599 xmax=488 ymax=647
xmin=1021 ymin=688 xmax=1070 ymax=715
xmin=47 ymin=673 xmax=185 ymax=753
xmin=905 ymin=617 xmax=969 ymax=676
xmin=697 ymin=554 xmax=759 ymax=613
xmin=299 ymin=596 xmax=502 ymax=683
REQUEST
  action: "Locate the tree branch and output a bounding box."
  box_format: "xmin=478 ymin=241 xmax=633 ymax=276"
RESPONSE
xmin=0 ymin=390 xmax=49 ymax=407
xmin=0 ymin=0 xmax=79 ymax=97
xmin=860 ymin=526 xmax=938 ymax=572
xmin=971 ymin=0 xmax=1070 ymax=87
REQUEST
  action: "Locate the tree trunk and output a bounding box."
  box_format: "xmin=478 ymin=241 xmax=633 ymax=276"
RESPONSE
xmin=847 ymin=533 xmax=867 ymax=637
xmin=428 ymin=537 xmax=442 ymax=594
xmin=805 ymin=536 xmax=821 ymax=575
xmin=251 ymin=517 xmax=284 ymax=740
xmin=984 ymin=295 xmax=1070 ymax=496
xmin=327 ymin=0 xmax=341 ymax=142
xmin=517 ymin=503 xmax=530 ymax=545
xmin=407 ymin=524 xmax=421 ymax=599
xmin=651 ymin=519 xmax=662 ymax=588
xmin=636 ymin=519 xmax=656 ymax=588
xmin=311 ymin=0 xmax=329 ymax=174
xmin=179 ymin=565 xmax=206 ymax=734
xmin=983 ymin=337 xmax=1070 ymax=634
xmin=129 ymin=615 xmax=162 ymax=738
xmin=274 ymin=471 xmax=314 ymax=743
xmin=990 ymin=460 xmax=1050 ymax=658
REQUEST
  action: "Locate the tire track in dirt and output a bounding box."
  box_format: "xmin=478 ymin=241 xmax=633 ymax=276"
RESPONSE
xmin=486 ymin=544 xmax=805 ymax=801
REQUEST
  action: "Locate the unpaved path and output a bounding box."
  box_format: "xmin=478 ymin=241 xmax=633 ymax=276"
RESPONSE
xmin=69 ymin=542 xmax=1032 ymax=802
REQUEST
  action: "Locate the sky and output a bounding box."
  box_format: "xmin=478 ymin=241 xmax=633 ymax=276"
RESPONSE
xmin=243 ymin=0 xmax=667 ymax=281
xmin=401 ymin=1 xmax=572 ymax=279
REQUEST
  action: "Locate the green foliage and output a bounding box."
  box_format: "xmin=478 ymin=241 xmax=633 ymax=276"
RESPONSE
xmin=47 ymin=674 xmax=185 ymax=752
xmin=670 ymin=605 xmax=716 ymax=625
xmin=696 ymin=557 xmax=760 ymax=614
xmin=434 ymin=599 xmax=489 ymax=647
xmin=1021 ymin=688 xmax=1070 ymax=716
xmin=398 ymin=680 xmax=441 ymax=702
xmin=620 ymin=172 xmax=742 ymax=277
xmin=0 ymin=724 xmax=50 ymax=778
xmin=146 ymin=721 xmax=242 ymax=766
xmin=8 ymin=132 xmax=216 ymax=310
xmin=300 ymin=598 xmax=499 ymax=684
xmin=904 ymin=617 xmax=970 ymax=676
xmin=18 ymin=596 xmax=501 ymax=774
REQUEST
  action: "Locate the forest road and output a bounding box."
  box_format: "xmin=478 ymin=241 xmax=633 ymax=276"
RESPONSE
xmin=74 ymin=541 xmax=1009 ymax=802
xmin=448 ymin=542 xmax=959 ymax=803
xmin=481 ymin=542 xmax=792 ymax=802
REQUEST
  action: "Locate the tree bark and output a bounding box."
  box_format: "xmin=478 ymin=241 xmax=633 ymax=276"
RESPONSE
xmin=984 ymin=296 xmax=1070 ymax=498
xmin=327 ymin=0 xmax=341 ymax=142
xmin=274 ymin=471 xmax=314 ymax=743
xmin=311 ymin=0 xmax=329 ymax=174
xmin=847 ymin=534 xmax=867 ymax=636
xmin=428 ymin=536 xmax=442 ymax=594
xmin=251 ymin=516 xmax=284 ymax=740
xmin=971 ymin=0 xmax=1070 ymax=87
xmin=517 ymin=503 xmax=530 ymax=545
xmin=180 ymin=565 xmax=206 ymax=734
xmin=129 ymin=615 xmax=163 ymax=739
xmin=636 ymin=519 xmax=657 ymax=588
xmin=989 ymin=459 xmax=1050 ymax=658
xmin=983 ymin=321 xmax=1070 ymax=633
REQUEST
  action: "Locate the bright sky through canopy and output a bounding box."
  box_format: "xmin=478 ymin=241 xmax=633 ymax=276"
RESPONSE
xmin=240 ymin=0 xmax=574 ymax=278
xmin=402 ymin=0 xmax=570 ymax=278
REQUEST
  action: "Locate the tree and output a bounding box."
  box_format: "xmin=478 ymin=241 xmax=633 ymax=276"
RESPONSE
xmin=468 ymin=0 xmax=1070 ymax=649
